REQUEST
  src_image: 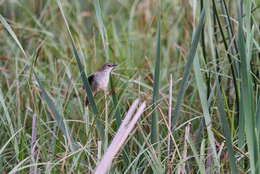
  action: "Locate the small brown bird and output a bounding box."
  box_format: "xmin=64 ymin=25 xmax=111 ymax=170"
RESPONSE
xmin=85 ymin=62 xmax=117 ymax=106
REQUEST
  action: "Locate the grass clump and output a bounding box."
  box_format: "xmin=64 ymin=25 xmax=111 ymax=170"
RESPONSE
xmin=0 ymin=0 xmax=259 ymax=173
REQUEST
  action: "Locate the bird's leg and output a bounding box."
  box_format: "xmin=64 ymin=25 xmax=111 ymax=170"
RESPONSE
xmin=103 ymin=88 xmax=115 ymax=95
xmin=104 ymin=88 xmax=110 ymax=95
xmin=108 ymin=88 xmax=116 ymax=95
xmin=85 ymin=90 xmax=97 ymax=107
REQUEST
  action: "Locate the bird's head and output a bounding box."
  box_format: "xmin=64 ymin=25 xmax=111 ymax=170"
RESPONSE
xmin=100 ymin=62 xmax=117 ymax=72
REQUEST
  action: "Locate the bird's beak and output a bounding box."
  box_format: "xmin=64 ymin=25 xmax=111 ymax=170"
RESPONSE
xmin=112 ymin=64 xmax=117 ymax=67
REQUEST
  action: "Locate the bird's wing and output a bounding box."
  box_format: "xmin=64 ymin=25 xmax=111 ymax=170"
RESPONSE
xmin=87 ymin=73 xmax=99 ymax=95
xmin=87 ymin=74 xmax=95 ymax=87
xmin=88 ymin=74 xmax=94 ymax=83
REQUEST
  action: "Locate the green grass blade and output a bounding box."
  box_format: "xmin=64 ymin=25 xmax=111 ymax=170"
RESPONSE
xmin=56 ymin=0 xmax=105 ymax=143
xmin=237 ymin=1 xmax=258 ymax=172
xmin=0 ymin=128 xmax=22 ymax=155
xmin=220 ymin=0 xmax=239 ymax=56
xmin=110 ymin=75 xmax=121 ymax=128
xmin=193 ymin=53 xmax=220 ymax=171
xmin=151 ymin=18 xmax=161 ymax=146
xmin=238 ymin=91 xmax=245 ymax=163
xmin=34 ymin=73 xmax=77 ymax=151
xmin=0 ymin=89 xmax=19 ymax=159
xmin=94 ymin=0 xmax=109 ymax=61
xmin=257 ymin=96 xmax=260 ymax=138
xmin=216 ymin=81 xmax=238 ymax=173
xmin=171 ymin=9 xmax=205 ymax=127
xmin=212 ymin=0 xmax=239 ymax=112
xmin=56 ymin=0 xmax=98 ymax=114
xmin=0 ymin=15 xmax=27 ymax=58
xmin=187 ymin=136 xmax=206 ymax=174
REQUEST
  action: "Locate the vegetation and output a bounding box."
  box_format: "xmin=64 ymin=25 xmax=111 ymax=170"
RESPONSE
xmin=0 ymin=0 xmax=259 ymax=173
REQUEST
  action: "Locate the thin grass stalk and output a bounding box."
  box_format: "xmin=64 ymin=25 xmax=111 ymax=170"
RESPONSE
xmin=204 ymin=0 xmax=216 ymax=63
xmin=220 ymin=0 xmax=239 ymax=57
xmin=0 ymin=128 xmax=23 ymax=155
xmin=151 ymin=18 xmax=161 ymax=146
xmin=0 ymin=15 xmax=27 ymax=58
xmin=212 ymin=0 xmax=240 ymax=114
xmin=193 ymin=53 xmax=220 ymax=171
xmin=200 ymin=0 xmax=210 ymax=99
xmin=177 ymin=122 xmax=191 ymax=174
xmin=94 ymin=0 xmax=109 ymax=61
xmin=216 ymin=81 xmax=238 ymax=173
xmin=213 ymin=13 xmax=221 ymax=82
xmin=104 ymin=93 xmax=108 ymax=150
xmin=187 ymin=136 xmax=206 ymax=174
xmin=257 ymin=96 xmax=260 ymax=139
xmin=30 ymin=113 xmax=37 ymax=174
xmin=110 ymin=75 xmax=121 ymax=128
xmin=238 ymin=84 xmax=246 ymax=163
xmin=167 ymin=74 xmax=173 ymax=159
xmin=31 ymin=113 xmax=37 ymax=159
xmin=0 ymin=89 xmax=19 ymax=159
xmin=244 ymin=5 xmax=259 ymax=170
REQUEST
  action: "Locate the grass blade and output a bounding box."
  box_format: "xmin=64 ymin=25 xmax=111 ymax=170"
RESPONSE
xmin=56 ymin=0 xmax=106 ymax=144
xmin=0 ymin=15 xmax=27 ymax=58
xmin=0 ymin=128 xmax=22 ymax=155
xmin=56 ymin=0 xmax=98 ymax=114
xmin=171 ymin=9 xmax=205 ymax=128
xmin=110 ymin=75 xmax=122 ymax=128
xmin=187 ymin=136 xmax=206 ymax=174
xmin=0 ymin=89 xmax=19 ymax=159
xmin=216 ymin=81 xmax=238 ymax=173
xmin=237 ymin=0 xmax=258 ymax=172
xmin=30 ymin=113 xmax=37 ymax=174
xmin=94 ymin=0 xmax=109 ymax=61
xmin=212 ymin=0 xmax=239 ymax=116
xmin=151 ymin=18 xmax=161 ymax=146
xmin=34 ymin=73 xmax=76 ymax=151
xmin=193 ymin=53 xmax=220 ymax=171
xmin=257 ymin=96 xmax=260 ymax=139
xmin=220 ymin=0 xmax=239 ymax=56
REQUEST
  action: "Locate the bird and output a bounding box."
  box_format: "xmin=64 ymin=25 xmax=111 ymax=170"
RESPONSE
xmin=85 ymin=62 xmax=117 ymax=106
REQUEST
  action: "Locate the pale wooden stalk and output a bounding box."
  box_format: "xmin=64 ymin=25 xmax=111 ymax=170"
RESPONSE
xmin=178 ymin=122 xmax=191 ymax=174
xmin=94 ymin=99 xmax=146 ymax=174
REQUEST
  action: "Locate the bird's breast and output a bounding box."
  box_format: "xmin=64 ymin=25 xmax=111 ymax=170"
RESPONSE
xmin=95 ymin=72 xmax=110 ymax=91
